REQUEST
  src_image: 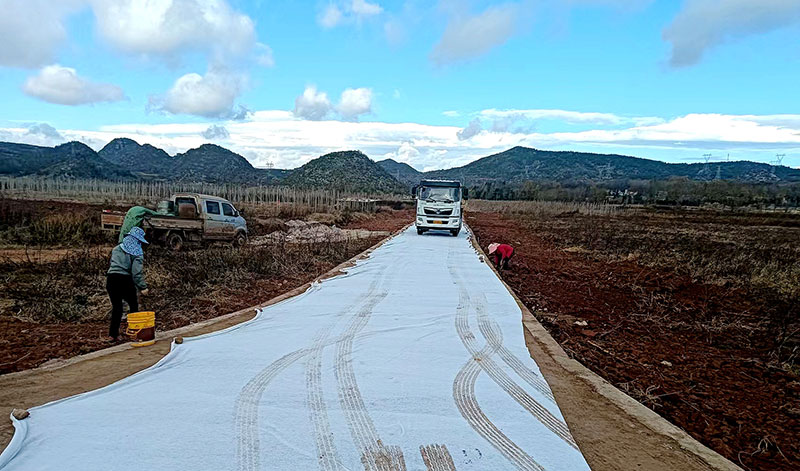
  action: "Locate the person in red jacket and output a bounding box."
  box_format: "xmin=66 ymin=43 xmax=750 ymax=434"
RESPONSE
xmin=488 ymin=243 xmax=514 ymax=270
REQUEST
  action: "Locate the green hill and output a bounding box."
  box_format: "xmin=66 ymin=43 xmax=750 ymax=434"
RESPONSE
xmin=99 ymin=138 xmax=173 ymax=176
xmin=171 ymin=144 xmax=281 ymax=184
xmin=377 ymin=158 xmax=423 ymax=186
xmin=284 ymin=151 xmax=406 ymax=193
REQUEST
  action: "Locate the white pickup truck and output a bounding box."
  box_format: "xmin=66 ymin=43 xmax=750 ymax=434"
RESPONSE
xmin=412 ymin=180 xmax=466 ymax=236
xmin=101 ymin=192 xmax=248 ymax=250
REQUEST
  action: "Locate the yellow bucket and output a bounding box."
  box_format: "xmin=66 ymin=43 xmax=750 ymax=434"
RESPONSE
xmin=126 ymin=311 xmax=156 ymax=347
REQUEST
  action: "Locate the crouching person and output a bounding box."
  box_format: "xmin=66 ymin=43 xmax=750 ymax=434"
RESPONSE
xmin=488 ymin=243 xmax=514 ymax=270
xmin=106 ymin=227 xmax=150 ymax=341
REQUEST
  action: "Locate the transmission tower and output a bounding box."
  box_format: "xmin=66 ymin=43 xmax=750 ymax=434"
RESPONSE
xmin=770 ymin=154 xmax=786 ymax=178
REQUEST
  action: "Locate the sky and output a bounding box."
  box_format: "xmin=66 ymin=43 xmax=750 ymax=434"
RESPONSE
xmin=1 ymin=0 xmax=799 ymax=171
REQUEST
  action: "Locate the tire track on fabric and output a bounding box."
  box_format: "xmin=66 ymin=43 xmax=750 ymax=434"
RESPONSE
xmin=306 ymin=331 xmax=344 ymax=471
xmin=419 ymin=444 xmax=457 ymax=471
xmin=471 ymin=290 xmax=577 ymax=449
xmin=449 ymin=259 xmax=578 ymax=450
xmin=475 ymin=304 xmax=556 ymax=403
xmin=334 ymin=276 xmax=407 ymax=471
xmin=235 ymin=270 xmax=385 ymax=471
xmin=450 ymin=264 xmax=547 ymax=471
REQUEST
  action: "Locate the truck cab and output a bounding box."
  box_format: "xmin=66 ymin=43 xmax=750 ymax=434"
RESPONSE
xmin=412 ymin=180 xmax=465 ymax=236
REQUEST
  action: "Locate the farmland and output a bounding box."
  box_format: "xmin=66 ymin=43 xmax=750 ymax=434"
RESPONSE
xmin=0 ymin=195 xmax=411 ymax=374
xmin=467 ymin=201 xmax=800 ymax=471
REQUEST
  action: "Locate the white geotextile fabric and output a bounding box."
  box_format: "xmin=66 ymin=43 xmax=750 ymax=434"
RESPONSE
xmin=0 ymin=226 xmax=590 ymax=471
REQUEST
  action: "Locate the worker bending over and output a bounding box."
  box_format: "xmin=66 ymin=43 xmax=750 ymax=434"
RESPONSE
xmin=488 ymin=243 xmax=514 ymax=270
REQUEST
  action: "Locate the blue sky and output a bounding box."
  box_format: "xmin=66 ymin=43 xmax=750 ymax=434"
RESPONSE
xmin=1 ymin=0 xmax=799 ymax=170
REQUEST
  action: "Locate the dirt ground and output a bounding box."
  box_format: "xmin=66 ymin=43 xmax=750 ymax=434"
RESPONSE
xmin=467 ymin=211 xmax=799 ymax=471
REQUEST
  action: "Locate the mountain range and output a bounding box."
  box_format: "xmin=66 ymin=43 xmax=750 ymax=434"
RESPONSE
xmin=378 ymin=147 xmax=800 ymax=186
xmin=2 ymin=138 xmax=799 ymax=193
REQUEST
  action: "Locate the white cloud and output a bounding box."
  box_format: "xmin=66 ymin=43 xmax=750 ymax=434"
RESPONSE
xmin=293 ymin=86 xmax=333 ymax=120
xmin=26 ymin=123 xmax=64 ymax=140
xmin=318 ymin=0 xmax=383 ymax=29
xmin=384 ymin=18 xmax=406 ymax=44
xmin=337 ymin=88 xmax=373 ymax=120
xmin=457 ymin=118 xmax=483 ymax=140
xmin=431 ymin=2 xmax=520 ymax=65
xmin=319 ymin=4 xmax=344 ymax=28
xmin=664 ymin=0 xmax=800 ymax=67
xmin=0 ymin=123 xmax=67 ymax=147
xmin=382 ymin=141 xmax=421 ymax=163
xmin=202 ymin=124 xmax=230 ymax=140
xmin=3 ymin=111 xmax=800 ymax=171
xmin=293 ymin=86 xmax=373 ymax=121
xmin=22 ymin=64 xmax=125 ymax=105
xmin=443 ymin=110 xmax=461 ymax=117
xmin=155 ymin=68 xmax=243 ymax=117
xmin=0 ymin=0 xmax=82 ymax=68
xmin=351 ymin=0 xmax=383 ymax=17
xmin=480 ymin=109 xmax=624 ymax=125
xmin=0 ymin=1 xmax=265 ymax=69
xmin=255 ymin=43 xmax=275 ymax=67
xmin=90 ymin=0 xmax=258 ymax=65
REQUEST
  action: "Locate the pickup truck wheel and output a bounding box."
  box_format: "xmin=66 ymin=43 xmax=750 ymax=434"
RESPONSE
xmin=233 ymin=232 xmax=247 ymax=248
xmin=450 ymin=229 xmax=460 ymax=237
xmin=417 ymin=228 xmax=425 ymax=235
xmin=166 ymin=232 xmax=184 ymax=251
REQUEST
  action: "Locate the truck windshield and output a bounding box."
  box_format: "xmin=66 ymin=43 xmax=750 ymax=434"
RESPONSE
xmin=420 ymin=186 xmax=460 ymax=202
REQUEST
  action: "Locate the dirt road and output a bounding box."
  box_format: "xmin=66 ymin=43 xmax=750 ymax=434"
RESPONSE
xmin=0 ymin=227 xmax=740 ymax=470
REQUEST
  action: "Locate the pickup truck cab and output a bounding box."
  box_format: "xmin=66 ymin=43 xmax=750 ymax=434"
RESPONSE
xmin=412 ymin=180 xmax=465 ymax=236
xmin=102 ymin=192 xmax=248 ymax=250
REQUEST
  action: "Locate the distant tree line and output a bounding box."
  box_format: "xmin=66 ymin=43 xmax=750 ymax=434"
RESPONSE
xmin=467 ymin=178 xmax=800 ymax=208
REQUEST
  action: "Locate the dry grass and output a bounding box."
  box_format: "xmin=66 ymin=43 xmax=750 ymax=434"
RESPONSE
xmin=467 ymin=199 xmax=621 ymax=217
xmin=488 ymin=202 xmax=800 ymax=366
xmin=0 ymin=236 xmax=378 ymax=325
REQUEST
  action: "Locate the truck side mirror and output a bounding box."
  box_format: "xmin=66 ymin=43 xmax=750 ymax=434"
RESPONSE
xmin=411 ymin=185 xmax=418 ymax=197
xmin=463 ymin=188 xmax=469 ymax=199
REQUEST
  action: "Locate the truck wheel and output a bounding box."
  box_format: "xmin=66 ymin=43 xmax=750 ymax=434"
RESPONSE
xmin=233 ymin=232 xmax=247 ymax=248
xmin=417 ymin=228 xmax=425 ymax=235
xmin=166 ymin=232 xmax=184 ymax=251
xmin=451 ymin=229 xmax=460 ymax=237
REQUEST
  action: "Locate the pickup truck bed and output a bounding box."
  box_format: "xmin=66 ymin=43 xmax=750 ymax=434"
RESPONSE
xmin=101 ymin=210 xmax=203 ymax=232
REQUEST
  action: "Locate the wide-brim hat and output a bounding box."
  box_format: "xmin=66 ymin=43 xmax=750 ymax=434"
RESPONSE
xmin=126 ymin=226 xmax=149 ymax=244
xmin=488 ymin=243 xmax=499 ymax=254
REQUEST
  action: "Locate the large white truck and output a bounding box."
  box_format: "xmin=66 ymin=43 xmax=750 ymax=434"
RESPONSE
xmin=412 ymin=179 xmax=466 ymax=236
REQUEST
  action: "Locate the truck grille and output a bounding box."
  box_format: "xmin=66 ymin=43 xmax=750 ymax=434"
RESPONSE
xmin=424 ymin=208 xmax=453 ymax=216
